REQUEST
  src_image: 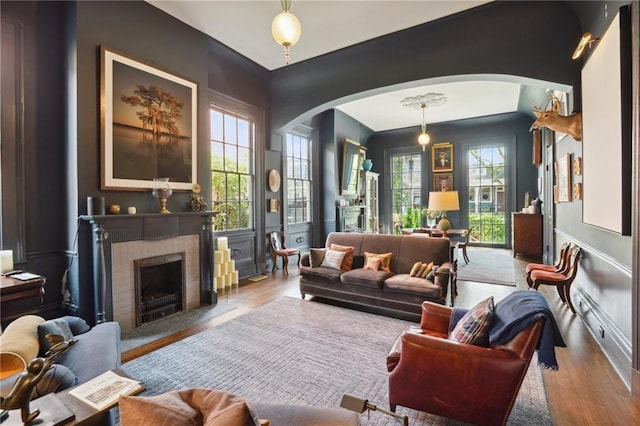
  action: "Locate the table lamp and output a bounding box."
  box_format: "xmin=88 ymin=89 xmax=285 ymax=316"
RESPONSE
xmin=428 ymin=191 xmax=459 ymax=231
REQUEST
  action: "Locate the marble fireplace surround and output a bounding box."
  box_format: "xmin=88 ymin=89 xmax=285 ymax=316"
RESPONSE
xmin=79 ymin=213 xmax=216 ymax=327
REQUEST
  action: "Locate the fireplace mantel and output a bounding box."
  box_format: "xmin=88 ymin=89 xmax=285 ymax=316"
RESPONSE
xmin=76 ymin=212 xmax=217 ymax=325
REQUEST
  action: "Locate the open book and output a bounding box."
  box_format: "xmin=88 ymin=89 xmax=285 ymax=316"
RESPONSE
xmin=68 ymin=370 xmax=144 ymax=411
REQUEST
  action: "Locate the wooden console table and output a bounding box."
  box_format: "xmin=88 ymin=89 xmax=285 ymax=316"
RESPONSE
xmin=0 ymin=274 xmax=46 ymax=324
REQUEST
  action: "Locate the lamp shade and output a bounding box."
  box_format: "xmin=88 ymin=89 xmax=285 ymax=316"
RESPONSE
xmin=272 ymin=11 xmax=301 ymax=47
xmin=428 ymin=191 xmax=459 ymax=212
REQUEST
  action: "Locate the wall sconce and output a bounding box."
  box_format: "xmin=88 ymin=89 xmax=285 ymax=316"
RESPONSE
xmin=572 ymin=32 xmax=598 ymax=60
xmin=271 ymin=0 xmax=302 ymax=65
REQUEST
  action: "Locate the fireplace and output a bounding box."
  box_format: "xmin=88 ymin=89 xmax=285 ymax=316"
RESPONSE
xmin=77 ymin=212 xmax=217 ymax=328
xmin=134 ymin=252 xmax=186 ymax=326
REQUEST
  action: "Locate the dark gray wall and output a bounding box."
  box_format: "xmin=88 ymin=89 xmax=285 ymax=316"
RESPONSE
xmin=1 ymin=1 xmax=67 ymax=317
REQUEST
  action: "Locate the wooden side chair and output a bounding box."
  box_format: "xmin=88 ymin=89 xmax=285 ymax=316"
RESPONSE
xmin=269 ymin=231 xmax=300 ymax=274
xmin=526 ymin=242 xmax=572 ymax=287
xmin=529 ymin=246 xmax=581 ymax=314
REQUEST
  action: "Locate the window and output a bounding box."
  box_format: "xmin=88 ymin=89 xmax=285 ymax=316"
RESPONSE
xmin=391 ymin=153 xmax=422 ymax=229
xmin=467 ymin=145 xmax=506 ymax=244
xmin=286 ymin=133 xmax=312 ymax=224
xmin=210 ymin=107 xmax=254 ymax=231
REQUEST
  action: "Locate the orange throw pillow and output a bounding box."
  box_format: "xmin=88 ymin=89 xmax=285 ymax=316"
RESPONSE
xmin=363 ymin=257 xmax=382 ymax=271
xmin=364 ymin=252 xmax=392 ymax=272
xmin=330 ymin=244 xmax=355 ymax=271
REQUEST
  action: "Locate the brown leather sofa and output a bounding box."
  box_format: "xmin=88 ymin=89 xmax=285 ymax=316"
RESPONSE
xmin=386 ymin=301 xmax=544 ymax=426
xmin=299 ymin=232 xmax=453 ymax=321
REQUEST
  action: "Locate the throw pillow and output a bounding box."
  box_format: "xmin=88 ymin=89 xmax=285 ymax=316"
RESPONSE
xmin=420 ymin=261 xmax=434 ymax=278
xmin=320 ymin=249 xmax=346 ymax=270
xmin=364 ymin=252 xmax=392 ymax=272
xmin=409 ymin=261 xmax=422 ymax=277
xmin=309 ymin=248 xmax=326 ymax=268
xmin=119 ymin=389 xmax=261 ymax=426
xmin=59 ymin=316 xmax=91 ymax=335
xmin=363 ymin=257 xmax=382 ymax=271
xmin=330 ymin=244 xmax=355 ymax=271
xmin=448 ymin=296 xmax=495 ymax=347
xmin=38 ymin=319 xmax=75 ymax=354
xmin=0 ymin=315 xmax=45 ymax=380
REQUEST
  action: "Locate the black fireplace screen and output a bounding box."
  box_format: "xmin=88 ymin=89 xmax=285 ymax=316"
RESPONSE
xmin=134 ymin=252 xmax=186 ymax=326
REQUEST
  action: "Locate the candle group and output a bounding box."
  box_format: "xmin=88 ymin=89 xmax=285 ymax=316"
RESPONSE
xmin=0 ymin=250 xmax=14 ymax=273
xmin=213 ymin=237 xmax=238 ymax=289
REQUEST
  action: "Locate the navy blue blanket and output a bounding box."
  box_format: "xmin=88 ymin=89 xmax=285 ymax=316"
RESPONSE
xmin=451 ymin=290 xmax=565 ymax=370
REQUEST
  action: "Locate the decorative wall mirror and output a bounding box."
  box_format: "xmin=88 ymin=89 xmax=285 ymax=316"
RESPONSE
xmin=341 ymin=138 xmax=362 ymax=196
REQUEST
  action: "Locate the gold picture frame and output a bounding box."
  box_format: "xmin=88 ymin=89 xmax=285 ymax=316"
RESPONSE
xmin=268 ymin=198 xmax=280 ymax=213
xmin=432 ymin=142 xmax=453 ymax=172
xmin=433 ymin=173 xmax=453 ymax=191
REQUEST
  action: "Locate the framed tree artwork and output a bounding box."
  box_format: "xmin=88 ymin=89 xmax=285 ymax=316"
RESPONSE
xmin=101 ymin=46 xmax=198 ymax=190
xmin=432 ymin=142 xmax=453 ymax=172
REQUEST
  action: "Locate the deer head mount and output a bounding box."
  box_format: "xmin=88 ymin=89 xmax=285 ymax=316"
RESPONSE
xmin=531 ymin=96 xmax=582 ymax=141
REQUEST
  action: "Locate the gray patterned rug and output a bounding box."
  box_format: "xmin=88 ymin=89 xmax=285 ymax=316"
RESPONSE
xmin=122 ymin=297 xmax=551 ymax=425
xmin=456 ymin=247 xmax=516 ymax=286
xmin=120 ymin=301 xmax=236 ymax=352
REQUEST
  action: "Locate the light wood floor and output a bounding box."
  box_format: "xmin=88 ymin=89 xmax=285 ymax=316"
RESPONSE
xmin=123 ymin=252 xmax=640 ymax=425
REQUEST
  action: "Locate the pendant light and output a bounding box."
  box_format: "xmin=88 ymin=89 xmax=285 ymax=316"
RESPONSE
xmin=272 ymin=0 xmax=302 ymax=65
xmin=418 ymin=103 xmax=430 ymax=151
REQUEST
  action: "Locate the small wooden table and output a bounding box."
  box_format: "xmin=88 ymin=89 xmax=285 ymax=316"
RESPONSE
xmin=0 ymin=274 xmax=46 ymax=324
xmin=2 ymin=369 xmax=144 ymax=426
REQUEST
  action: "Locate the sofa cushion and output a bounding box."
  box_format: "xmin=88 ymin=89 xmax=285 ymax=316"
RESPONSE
xmin=330 ymin=244 xmax=355 ymax=270
xmin=320 ymin=249 xmax=345 ymax=269
xmin=119 ymin=388 xmax=260 ymax=426
xmin=57 ymin=322 xmax=121 ymax=383
xmin=364 ymin=252 xmax=392 ymax=272
xmin=38 ymin=319 xmax=75 ymax=355
xmin=309 ymin=248 xmax=326 ymax=268
xmin=0 ymin=315 xmax=45 ymax=380
xmin=33 ymin=364 xmax=79 ymax=398
xmin=449 ymin=296 xmax=495 ymax=347
xmin=299 ymin=265 xmax=343 ymax=283
xmin=384 ymin=274 xmax=443 ymax=299
xmin=340 ymin=268 xmax=391 ymax=290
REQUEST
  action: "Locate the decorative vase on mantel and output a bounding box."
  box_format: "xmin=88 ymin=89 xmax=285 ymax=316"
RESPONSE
xmin=362 ymin=159 xmax=373 ymax=171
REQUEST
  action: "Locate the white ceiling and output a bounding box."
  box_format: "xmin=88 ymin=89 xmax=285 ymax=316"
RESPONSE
xmin=146 ymin=0 xmax=554 ymax=131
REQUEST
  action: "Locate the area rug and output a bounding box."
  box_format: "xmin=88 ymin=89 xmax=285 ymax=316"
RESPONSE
xmin=120 ymin=302 xmax=236 ymax=353
xmin=456 ymin=246 xmax=516 ymax=286
xmin=122 ymin=297 xmax=551 ymax=425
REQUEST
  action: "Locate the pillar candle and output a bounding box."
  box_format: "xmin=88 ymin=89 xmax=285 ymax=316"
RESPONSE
xmin=232 ymin=270 xmax=239 ymax=285
xmin=230 ymin=259 xmax=236 ymax=271
xmin=217 ymin=237 xmax=228 ymax=250
xmin=214 ymin=251 xmax=223 ymax=265
xmin=0 ymin=250 xmax=13 ymax=273
xmin=223 ymin=249 xmax=231 ymax=262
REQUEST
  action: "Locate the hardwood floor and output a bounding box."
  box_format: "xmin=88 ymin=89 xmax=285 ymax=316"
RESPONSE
xmin=122 ymin=253 xmax=640 ymax=425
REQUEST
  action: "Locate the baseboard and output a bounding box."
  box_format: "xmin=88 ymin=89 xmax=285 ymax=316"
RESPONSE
xmin=575 ymin=286 xmax=632 ymax=389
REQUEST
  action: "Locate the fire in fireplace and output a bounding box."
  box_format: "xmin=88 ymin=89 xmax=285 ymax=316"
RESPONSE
xmin=134 ymin=252 xmax=186 ymax=326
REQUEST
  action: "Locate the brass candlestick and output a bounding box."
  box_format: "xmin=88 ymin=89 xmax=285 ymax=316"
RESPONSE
xmin=152 ymin=178 xmax=172 ymax=214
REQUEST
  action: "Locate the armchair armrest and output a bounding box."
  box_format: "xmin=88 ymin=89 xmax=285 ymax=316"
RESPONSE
xmin=300 ymin=252 xmax=310 ymax=267
xmin=418 ymin=301 xmax=452 ymax=334
xmin=388 ymin=332 xmax=529 ymax=421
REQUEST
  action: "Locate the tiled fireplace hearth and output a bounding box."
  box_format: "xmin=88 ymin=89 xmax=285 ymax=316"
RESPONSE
xmin=77 ymin=213 xmax=216 ymax=328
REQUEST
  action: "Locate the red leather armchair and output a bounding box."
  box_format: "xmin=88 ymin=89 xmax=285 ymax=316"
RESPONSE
xmin=387 ymin=301 xmax=543 ymax=426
